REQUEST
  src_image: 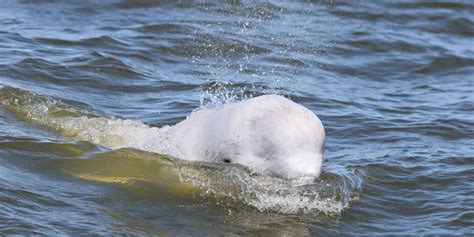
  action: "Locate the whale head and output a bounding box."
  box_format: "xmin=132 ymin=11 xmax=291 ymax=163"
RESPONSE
xmin=204 ymin=95 xmax=325 ymax=179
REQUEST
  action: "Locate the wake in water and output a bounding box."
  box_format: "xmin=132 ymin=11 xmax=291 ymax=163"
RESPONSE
xmin=0 ymin=86 xmax=362 ymax=215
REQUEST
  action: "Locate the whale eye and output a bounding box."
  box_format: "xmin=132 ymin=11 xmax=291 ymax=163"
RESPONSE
xmin=223 ymin=158 xmax=231 ymax=163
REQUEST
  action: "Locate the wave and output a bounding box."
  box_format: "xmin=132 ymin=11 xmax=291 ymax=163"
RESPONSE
xmin=35 ymin=35 xmax=129 ymax=48
xmin=0 ymin=86 xmax=362 ymax=215
xmin=58 ymin=148 xmax=362 ymax=215
xmin=134 ymin=23 xmax=197 ymax=35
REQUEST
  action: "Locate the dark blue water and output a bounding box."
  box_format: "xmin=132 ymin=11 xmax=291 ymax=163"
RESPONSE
xmin=0 ymin=1 xmax=473 ymax=235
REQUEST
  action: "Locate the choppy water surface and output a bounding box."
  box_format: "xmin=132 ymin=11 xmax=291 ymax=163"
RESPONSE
xmin=0 ymin=0 xmax=473 ymax=235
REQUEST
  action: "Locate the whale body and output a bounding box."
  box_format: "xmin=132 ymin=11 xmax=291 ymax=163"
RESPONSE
xmin=169 ymin=95 xmax=325 ymax=179
xmin=0 ymin=87 xmax=325 ymax=179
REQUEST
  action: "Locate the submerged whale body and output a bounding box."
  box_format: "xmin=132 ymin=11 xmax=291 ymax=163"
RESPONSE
xmin=0 ymin=87 xmax=325 ymax=179
xmin=170 ymin=95 xmax=325 ymax=179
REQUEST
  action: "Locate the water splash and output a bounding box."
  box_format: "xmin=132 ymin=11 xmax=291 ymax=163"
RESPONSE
xmin=176 ymin=158 xmax=363 ymax=215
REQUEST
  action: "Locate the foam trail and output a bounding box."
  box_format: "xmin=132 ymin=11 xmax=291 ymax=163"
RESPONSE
xmin=0 ymin=86 xmax=177 ymax=154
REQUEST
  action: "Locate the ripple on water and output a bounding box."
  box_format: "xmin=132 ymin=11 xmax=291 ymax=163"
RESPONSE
xmin=35 ymin=35 xmax=129 ymax=49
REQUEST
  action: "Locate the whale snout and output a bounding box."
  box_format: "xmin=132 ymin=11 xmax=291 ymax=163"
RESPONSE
xmin=273 ymin=153 xmax=322 ymax=179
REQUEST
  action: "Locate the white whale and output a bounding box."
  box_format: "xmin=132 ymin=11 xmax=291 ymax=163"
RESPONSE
xmin=168 ymin=95 xmax=325 ymax=179
xmin=0 ymin=87 xmax=325 ymax=179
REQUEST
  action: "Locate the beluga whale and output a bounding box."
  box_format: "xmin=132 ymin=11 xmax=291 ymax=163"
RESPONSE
xmin=169 ymin=95 xmax=325 ymax=179
xmin=0 ymin=87 xmax=325 ymax=180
